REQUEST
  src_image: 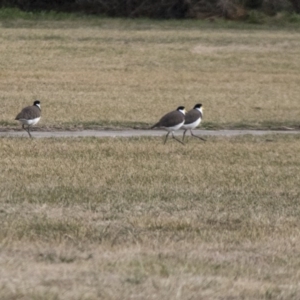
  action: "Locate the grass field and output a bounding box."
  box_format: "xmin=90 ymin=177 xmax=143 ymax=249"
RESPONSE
xmin=1 ymin=134 xmax=300 ymax=299
xmin=0 ymin=13 xmax=300 ymax=130
xmin=1 ymin=11 xmax=300 ymax=300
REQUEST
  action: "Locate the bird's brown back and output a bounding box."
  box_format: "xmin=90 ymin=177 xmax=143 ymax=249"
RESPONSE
xmin=16 ymin=105 xmax=41 ymax=120
xmin=158 ymin=110 xmax=184 ymax=127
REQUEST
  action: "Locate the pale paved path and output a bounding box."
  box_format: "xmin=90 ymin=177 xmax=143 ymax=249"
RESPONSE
xmin=0 ymin=129 xmax=299 ymax=139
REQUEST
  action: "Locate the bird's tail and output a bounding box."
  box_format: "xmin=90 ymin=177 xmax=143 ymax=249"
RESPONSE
xmin=150 ymin=122 xmax=159 ymax=129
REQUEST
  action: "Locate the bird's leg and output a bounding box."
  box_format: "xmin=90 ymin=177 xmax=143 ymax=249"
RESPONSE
xmin=172 ymin=133 xmax=185 ymax=145
xmin=22 ymin=124 xmax=30 ymax=137
xmin=164 ymin=132 xmax=170 ymax=144
xmin=26 ymin=125 xmax=32 ymax=138
xmin=182 ymin=130 xmax=187 ymax=142
xmin=191 ymin=130 xmax=206 ymax=141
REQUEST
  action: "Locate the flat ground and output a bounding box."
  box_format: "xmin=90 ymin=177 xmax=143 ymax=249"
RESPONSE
xmin=1 ymin=15 xmax=300 ymax=300
xmin=1 ymin=129 xmax=299 ymax=139
xmin=0 ymin=17 xmax=300 ymax=129
xmin=1 ymin=135 xmax=300 ymax=299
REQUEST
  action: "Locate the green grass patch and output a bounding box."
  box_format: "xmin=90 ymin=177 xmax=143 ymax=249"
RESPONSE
xmin=0 ymin=7 xmax=85 ymax=21
xmin=1 ymin=7 xmax=300 ymax=29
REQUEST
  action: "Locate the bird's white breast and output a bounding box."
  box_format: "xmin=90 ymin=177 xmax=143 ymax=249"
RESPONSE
xmin=182 ymin=118 xmax=201 ymax=130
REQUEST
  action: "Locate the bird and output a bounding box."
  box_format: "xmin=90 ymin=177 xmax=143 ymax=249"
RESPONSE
xmin=151 ymin=106 xmax=186 ymax=145
xmin=15 ymin=100 xmax=41 ymax=138
xmin=181 ymin=103 xmax=206 ymax=142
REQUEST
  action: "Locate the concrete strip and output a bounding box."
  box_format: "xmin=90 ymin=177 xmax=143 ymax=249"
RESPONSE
xmin=0 ymin=129 xmax=299 ymax=139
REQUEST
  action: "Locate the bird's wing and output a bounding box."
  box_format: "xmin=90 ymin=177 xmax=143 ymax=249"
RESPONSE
xmin=16 ymin=106 xmax=41 ymax=120
xmin=159 ymin=111 xmax=184 ymax=127
xmin=184 ymin=109 xmax=201 ymax=125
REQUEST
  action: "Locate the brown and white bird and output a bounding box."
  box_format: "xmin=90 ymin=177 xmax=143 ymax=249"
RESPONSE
xmin=182 ymin=103 xmax=205 ymax=142
xmin=151 ymin=106 xmax=186 ymax=145
xmin=15 ymin=100 xmax=41 ymax=138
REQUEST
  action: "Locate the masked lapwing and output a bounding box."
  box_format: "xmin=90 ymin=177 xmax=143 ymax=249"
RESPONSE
xmin=151 ymin=106 xmax=186 ymax=145
xmin=15 ymin=100 xmax=41 ymax=138
xmin=182 ymin=103 xmax=206 ymax=142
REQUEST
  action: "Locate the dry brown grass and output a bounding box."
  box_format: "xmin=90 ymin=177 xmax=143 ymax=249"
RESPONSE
xmin=1 ymin=17 xmax=300 ymax=299
xmin=0 ymin=19 xmax=300 ymax=129
xmin=1 ymin=134 xmax=300 ymax=299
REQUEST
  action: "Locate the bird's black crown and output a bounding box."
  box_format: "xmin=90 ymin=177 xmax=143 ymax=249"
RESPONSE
xmin=194 ymin=103 xmax=202 ymax=109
